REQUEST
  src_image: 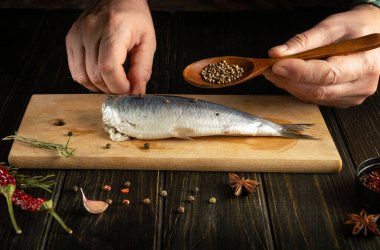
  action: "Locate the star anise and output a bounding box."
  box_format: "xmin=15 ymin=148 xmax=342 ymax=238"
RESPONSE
xmin=228 ymin=173 xmax=260 ymax=197
xmin=344 ymin=209 xmax=380 ymax=236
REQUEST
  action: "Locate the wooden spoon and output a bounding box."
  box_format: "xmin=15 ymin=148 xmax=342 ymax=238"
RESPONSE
xmin=183 ymin=33 xmax=380 ymax=88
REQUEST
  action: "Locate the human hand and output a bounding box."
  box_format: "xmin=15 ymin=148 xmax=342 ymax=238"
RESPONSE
xmin=263 ymin=4 xmax=380 ymax=107
xmin=66 ymin=0 xmax=156 ymax=94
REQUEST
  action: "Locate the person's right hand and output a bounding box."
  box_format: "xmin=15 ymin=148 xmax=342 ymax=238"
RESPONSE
xmin=65 ymin=0 xmax=156 ymax=94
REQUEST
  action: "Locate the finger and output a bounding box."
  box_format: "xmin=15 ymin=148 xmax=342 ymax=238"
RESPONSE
xmin=98 ymin=35 xmax=131 ymax=94
xmin=84 ymin=40 xmax=111 ymax=93
xmin=128 ymin=35 xmax=156 ymax=94
xmin=65 ymin=38 xmax=76 ymax=81
xmin=271 ymin=52 xmax=374 ymax=85
xmin=69 ymin=41 xmax=101 ymax=92
xmin=269 ymin=23 xmax=345 ymax=57
xmin=264 ymin=71 xmax=377 ymax=107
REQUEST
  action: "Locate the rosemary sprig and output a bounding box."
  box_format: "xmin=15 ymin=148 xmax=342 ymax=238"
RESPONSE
xmin=3 ymin=165 xmax=55 ymax=193
xmin=3 ymin=134 xmax=76 ymax=158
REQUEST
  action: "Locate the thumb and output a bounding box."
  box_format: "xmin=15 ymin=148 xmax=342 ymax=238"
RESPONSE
xmin=268 ymin=25 xmax=343 ymax=57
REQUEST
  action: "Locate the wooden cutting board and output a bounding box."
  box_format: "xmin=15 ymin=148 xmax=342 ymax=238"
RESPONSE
xmin=7 ymin=94 xmax=342 ymax=173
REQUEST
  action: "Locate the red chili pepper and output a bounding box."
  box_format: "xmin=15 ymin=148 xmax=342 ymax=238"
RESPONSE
xmin=12 ymin=189 xmax=72 ymax=234
xmin=0 ymin=166 xmax=22 ymax=234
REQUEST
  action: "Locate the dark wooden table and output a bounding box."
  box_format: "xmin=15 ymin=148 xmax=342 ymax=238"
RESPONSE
xmin=1 ymin=8 xmax=380 ymax=250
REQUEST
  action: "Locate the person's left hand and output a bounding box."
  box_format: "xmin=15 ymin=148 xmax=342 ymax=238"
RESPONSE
xmin=263 ymin=4 xmax=380 ymax=107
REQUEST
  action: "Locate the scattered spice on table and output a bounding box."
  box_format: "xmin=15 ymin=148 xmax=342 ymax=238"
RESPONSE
xmin=67 ymin=131 xmax=73 ymax=137
xmin=188 ymin=195 xmax=195 ymax=202
xmin=12 ymin=189 xmax=72 ymax=234
xmin=102 ymin=185 xmax=112 ymax=191
xmin=177 ymin=206 xmax=185 ymax=213
xmin=72 ymin=185 xmax=79 ymax=192
xmin=3 ymin=134 xmax=76 ymax=158
xmin=228 ymin=173 xmax=260 ymax=197
xmin=124 ymin=181 xmax=131 ymax=187
xmin=123 ymin=199 xmax=130 ymax=205
xmin=209 ymin=197 xmax=217 ymax=204
xmin=80 ymin=188 xmax=109 ymax=214
xmin=344 ymin=209 xmax=380 ymax=236
xmin=160 ymin=190 xmax=168 ymax=197
xmin=361 ymin=169 xmax=380 ymax=193
xmin=200 ymin=60 xmax=244 ymax=84
xmin=106 ymin=199 xmax=113 ymax=205
xmin=105 ymin=143 xmax=111 ymax=149
xmin=144 ymin=143 xmax=150 ymax=150
xmin=120 ymin=188 xmax=130 ymax=194
xmin=143 ymin=198 xmax=151 ymax=205
xmin=193 ymin=187 xmax=200 ymax=194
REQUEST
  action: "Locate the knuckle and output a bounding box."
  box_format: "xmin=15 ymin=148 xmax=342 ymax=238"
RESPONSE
xmin=75 ymin=74 xmax=89 ymax=84
xmin=310 ymin=87 xmax=327 ymax=102
xmin=321 ymin=66 xmax=340 ymax=85
xmin=87 ymin=71 xmax=103 ymax=84
xmin=291 ymin=33 xmax=310 ymax=49
xmin=98 ymin=62 xmax=115 ymax=75
xmin=106 ymin=11 xmax=123 ymax=29
xmin=140 ymin=66 xmax=152 ymax=81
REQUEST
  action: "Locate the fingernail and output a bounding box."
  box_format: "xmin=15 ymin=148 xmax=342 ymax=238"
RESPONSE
xmin=273 ymin=66 xmax=288 ymax=77
xmin=272 ymin=44 xmax=288 ymax=52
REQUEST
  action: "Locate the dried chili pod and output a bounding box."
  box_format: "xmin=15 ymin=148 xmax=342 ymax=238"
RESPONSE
xmin=0 ymin=166 xmax=22 ymax=234
xmin=12 ymin=189 xmax=72 ymax=234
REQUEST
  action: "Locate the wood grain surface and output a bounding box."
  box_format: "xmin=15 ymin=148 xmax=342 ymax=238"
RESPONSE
xmin=1 ymin=9 xmax=380 ymax=250
xmin=8 ymin=94 xmax=341 ymax=172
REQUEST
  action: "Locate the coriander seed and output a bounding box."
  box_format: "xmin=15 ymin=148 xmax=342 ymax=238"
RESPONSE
xmin=200 ymin=60 xmax=244 ymax=84
xmin=209 ymin=197 xmax=217 ymax=204
xmin=124 ymin=181 xmax=131 ymax=187
xmin=72 ymin=185 xmax=79 ymax=192
xmin=144 ymin=143 xmax=150 ymax=150
xmin=106 ymin=199 xmax=113 ymax=205
xmin=160 ymin=190 xmax=168 ymax=197
xmin=188 ymin=195 xmax=195 ymax=202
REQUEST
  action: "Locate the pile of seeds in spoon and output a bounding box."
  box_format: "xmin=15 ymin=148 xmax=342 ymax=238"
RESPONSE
xmin=200 ymin=60 xmax=244 ymax=84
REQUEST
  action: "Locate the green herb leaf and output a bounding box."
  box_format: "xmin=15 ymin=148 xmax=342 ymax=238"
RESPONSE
xmin=3 ymin=134 xmax=76 ymax=158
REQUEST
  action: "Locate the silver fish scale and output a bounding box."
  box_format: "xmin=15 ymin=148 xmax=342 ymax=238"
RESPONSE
xmin=102 ymin=95 xmax=286 ymax=140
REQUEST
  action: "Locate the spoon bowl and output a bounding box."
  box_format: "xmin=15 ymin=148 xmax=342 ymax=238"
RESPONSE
xmin=183 ymin=33 xmax=380 ymax=88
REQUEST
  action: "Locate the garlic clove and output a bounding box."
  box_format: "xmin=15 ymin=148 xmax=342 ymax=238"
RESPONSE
xmin=80 ymin=188 xmax=109 ymax=214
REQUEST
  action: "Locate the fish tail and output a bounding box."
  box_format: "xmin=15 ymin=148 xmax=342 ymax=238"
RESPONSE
xmin=280 ymin=124 xmax=317 ymax=140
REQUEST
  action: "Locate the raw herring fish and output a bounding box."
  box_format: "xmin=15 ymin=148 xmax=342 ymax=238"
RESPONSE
xmin=102 ymin=95 xmax=314 ymax=141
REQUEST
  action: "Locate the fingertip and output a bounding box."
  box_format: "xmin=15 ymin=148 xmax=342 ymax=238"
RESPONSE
xmin=268 ymin=45 xmax=289 ymax=57
xmin=127 ymin=67 xmax=151 ymax=94
xmin=272 ymin=64 xmax=289 ymax=77
xmin=131 ymin=82 xmax=147 ymax=95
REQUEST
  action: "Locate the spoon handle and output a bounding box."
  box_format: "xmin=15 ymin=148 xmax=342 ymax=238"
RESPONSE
xmin=277 ymin=33 xmax=380 ymax=61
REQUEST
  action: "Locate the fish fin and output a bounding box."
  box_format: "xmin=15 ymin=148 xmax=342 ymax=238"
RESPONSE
xmin=281 ymin=124 xmax=314 ymax=131
xmin=280 ymin=124 xmax=317 ymax=140
xmin=280 ymin=131 xmax=318 ymax=140
xmin=174 ymin=127 xmax=195 ymax=140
